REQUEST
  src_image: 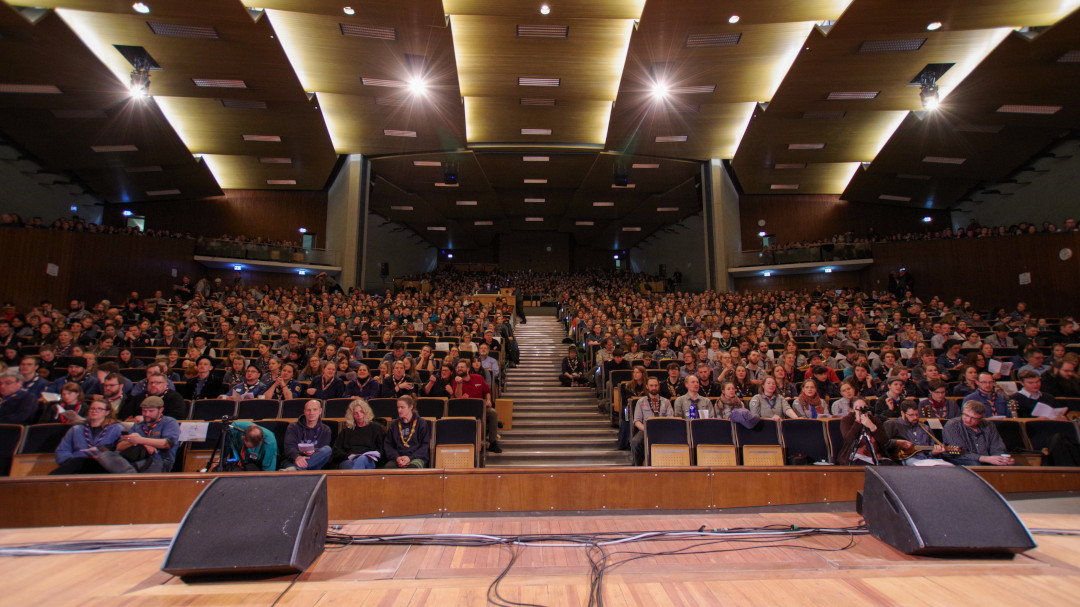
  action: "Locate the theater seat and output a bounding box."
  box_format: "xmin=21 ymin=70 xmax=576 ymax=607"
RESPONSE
xmin=779 ymin=419 xmax=830 ymax=465
xmin=433 ymin=417 xmax=480 ymax=468
xmin=0 ymin=424 xmax=25 ymax=476
xmin=10 ymin=423 xmax=68 ymax=476
xmin=734 ymin=419 xmax=783 ymax=466
xmin=644 ymin=417 xmax=690 ymax=466
xmin=689 ymin=419 xmax=736 ymax=466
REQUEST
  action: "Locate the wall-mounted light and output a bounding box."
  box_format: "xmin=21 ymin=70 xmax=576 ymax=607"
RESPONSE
xmin=763 ymin=271 xmax=772 ymax=277
xmin=233 ymin=265 xmax=242 ymax=271
xmin=758 ymin=231 xmax=766 ymax=237
xmin=298 ymin=227 xmax=307 ymax=233
xmin=298 ymin=269 xmax=307 ymax=275
xmin=122 ymin=210 xmax=134 ymax=217
xmin=922 ymin=216 xmax=932 ymax=223
xmin=824 ymin=268 xmax=833 ymax=273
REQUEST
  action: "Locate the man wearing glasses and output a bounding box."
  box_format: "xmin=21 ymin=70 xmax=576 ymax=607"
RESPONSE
xmin=942 ymin=401 xmax=1014 ymax=466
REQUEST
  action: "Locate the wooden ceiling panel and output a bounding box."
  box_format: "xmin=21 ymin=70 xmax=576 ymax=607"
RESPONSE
xmin=607 ymin=100 xmax=758 ymax=160
xmin=463 ymin=97 xmax=613 ymax=145
xmin=316 ymin=92 xmax=466 ymax=155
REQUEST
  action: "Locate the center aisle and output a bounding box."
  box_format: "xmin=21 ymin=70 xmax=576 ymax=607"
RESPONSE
xmin=486 ymin=314 xmax=626 ymax=466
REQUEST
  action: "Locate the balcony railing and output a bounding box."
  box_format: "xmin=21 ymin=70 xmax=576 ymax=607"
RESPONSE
xmin=732 ymin=242 xmax=872 ymax=267
xmin=195 ymin=238 xmax=341 ymax=267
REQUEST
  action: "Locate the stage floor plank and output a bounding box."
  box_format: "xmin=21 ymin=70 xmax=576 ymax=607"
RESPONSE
xmin=2 ymin=511 xmax=1078 ymax=607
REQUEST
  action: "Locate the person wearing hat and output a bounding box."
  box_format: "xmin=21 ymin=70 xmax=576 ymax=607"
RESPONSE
xmin=873 ymin=377 xmax=907 ymax=419
xmin=189 ymin=332 xmax=216 ymax=359
xmin=95 ymin=395 xmax=182 ymax=473
xmin=49 ymin=356 xmax=99 ymax=396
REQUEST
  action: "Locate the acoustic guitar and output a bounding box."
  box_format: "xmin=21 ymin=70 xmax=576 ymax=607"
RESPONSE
xmin=894 ymin=444 xmax=961 ymax=461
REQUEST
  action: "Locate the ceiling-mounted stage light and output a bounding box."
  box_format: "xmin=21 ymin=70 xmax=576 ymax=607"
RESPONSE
xmin=919 ymin=71 xmax=939 ymax=110
xmin=129 ymin=61 xmax=151 ymax=98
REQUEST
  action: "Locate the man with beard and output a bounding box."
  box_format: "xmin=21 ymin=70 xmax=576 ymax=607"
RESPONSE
xmin=630 ymin=377 xmax=673 ymax=466
xmin=91 ymin=372 xmax=132 ymax=419
xmin=451 ymin=360 xmax=500 ymax=453
xmin=49 ymin=356 xmax=99 ymax=395
xmin=96 ymin=396 xmax=182 ymax=473
xmin=124 ymin=374 xmax=187 ymax=421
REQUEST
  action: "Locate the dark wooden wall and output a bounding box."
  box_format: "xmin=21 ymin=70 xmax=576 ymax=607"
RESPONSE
xmin=496 ymin=231 xmax=570 ymax=272
xmin=869 ymin=232 xmax=1080 ymax=317
xmin=733 ymin=269 xmax=868 ymax=293
xmin=739 ymin=194 xmax=951 ymax=248
xmin=101 ymin=189 xmax=328 ymax=246
xmin=200 ymin=267 xmax=322 ymax=293
xmin=0 ymin=229 xmax=198 ymax=310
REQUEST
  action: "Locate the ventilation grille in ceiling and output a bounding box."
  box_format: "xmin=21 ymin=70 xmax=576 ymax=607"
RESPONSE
xmin=221 ymin=99 xmax=267 ymax=109
xmin=517 ymin=24 xmax=568 ymax=38
xmin=521 ymin=128 xmax=552 ymax=135
xmin=655 ymin=135 xmax=687 ymax=142
xmin=520 ymin=98 xmax=557 ymax=106
xmin=147 ymin=22 xmax=219 ymax=39
xmin=686 ymin=33 xmax=742 ymax=47
xmin=858 ymin=38 xmax=926 ymax=53
xmin=788 ymin=143 xmax=825 ymax=150
xmin=771 ymin=184 xmax=799 ymax=190
xmin=374 ymin=97 xmax=407 ymax=106
xmin=671 ymin=85 xmax=716 ymax=94
xmin=361 ymin=77 xmax=404 ymax=87
xmin=266 ymin=179 xmax=296 ymax=185
xmin=193 ymin=78 xmax=247 ymax=88
xmin=340 ymin=23 xmax=397 ymax=40
xmin=827 ymin=91 xmax=879 ymax=100
xmin=383 ymin=129 xmax=417 ymax=137
xmin=997 ymin=104 xmax=1062 ymax=115
xmin=1058 ymin=50 xmax=1080 ymax=63
xmin=519 ymin=77 xmax=560 ymax=86
xmin=0 ymin=83 xmax=61 ymax=94
xmin=879 ymin=194 xmax=912 ymax=202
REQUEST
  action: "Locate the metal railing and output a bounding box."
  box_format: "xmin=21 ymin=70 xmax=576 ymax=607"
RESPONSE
xmin=732 ymin=242 xmax=872 ymax=267
xmin=195 ymin=238 xmax=341 ymax=267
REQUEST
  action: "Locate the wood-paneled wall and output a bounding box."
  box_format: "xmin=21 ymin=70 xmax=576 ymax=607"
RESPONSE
xmin=0 ymin=229 xmax=198 ymax=310
xmin=101 ymin=189 xmax=328 ymax=246
xmin=739 ymin=194 xmax=950 ymax=248
xmin=868 ymin=232 xmax=1080 ymax=317
xmin=496 ymin=231 xmax=570 ymax=272
xmin=734 ymin=269 xmax=868 ymax=293
xmin=1 ymin=467 xmax=1077 ymax=528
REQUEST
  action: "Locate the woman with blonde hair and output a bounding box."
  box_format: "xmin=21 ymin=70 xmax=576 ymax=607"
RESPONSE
xmin=333 ymin=398 xmax=386 ymax=470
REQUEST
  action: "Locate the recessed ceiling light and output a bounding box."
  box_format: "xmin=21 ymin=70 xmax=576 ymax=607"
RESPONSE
xmin=132 ymin=2 xmax=150 ymax=14
xmin=611 ymin=183 xmax=636 ymax=189
xmin=523 ymin=155 xmax=549 ymax=162
xmin=525 ymin=198 xmax=545 ymax=203
xmin=146 ymin=189 xmax=180 ymax=196
xmin=390 ymin=205 xmax=413 ymax=211
xmin=91 ymin=144 xmax=138 ymax=152
xmin=427 ymin=226 xmax=446 ymax=231
xmin=926 ymin=21 xmax=942 ymax=31
xmin=456 ymin=200 xmax=477 ymax=206
xmin=383 ymin=129 xmax=417 ymax=137
xmin=788 ymin=143 xmax=825 ymax=150
xmin=524 ymin=178 xmax=547 ymax=184
xmin=728 ymin=15 xmax=740 ymax=24
xmin=770 ymin=184 xmax=799 ymax=190
xmin=622 ymin=227 xmax=641 ymax=232
xmin=266 ymin=179 xmax=296 ymax=185
xmin=407 ymin=77 xmax=427 ymax=96
xmin=540 ymin=4 xmax=550 ymax=15
xmin=575 ymin=221 xmax=594 ymax=226
xmin=521 ymin=128 xmax=552 ymax=135
xmin=343 ymin=6 xmax=355 ymax=15
xmin=655 ymin=135 xmax=687 ymax=142
xmin=651 ymin=81 xmax=669 ymax=100
xmin=593 ymin=201 xmax=614 ymax=207
xmin=525 ymin=217 xmax=544 ymax=222
xmin=632 ymin=163 xmax=659 ymax=169
xmin=242 ymin=134 xmax=281 ymax=142
xmin=657 ymin=207 xmax=679 ymax=212
xmin=434 ymin=182 xmax=459 ymax=187
xmin=475 ymin=221 xmax=493 ymax=226
xmin=413 ymin=160 xmax=442 ymax=166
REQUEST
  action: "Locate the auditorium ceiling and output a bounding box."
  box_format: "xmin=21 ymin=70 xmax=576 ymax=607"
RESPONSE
xmin=1 ymin=0 xmax=1078 ymax=249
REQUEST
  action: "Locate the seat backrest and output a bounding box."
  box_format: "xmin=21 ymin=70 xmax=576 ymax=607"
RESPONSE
xmin=322 ymin=419 xmax=340 ymax=446
xmin=258 ymin=420 xmax=291 ymax=457
xmin=237 ymin=399 xmax=281 ymax=420
xmin=367 ymin=398 xmax=399 ymax=419
xmin=650 ymin=444 xmax=691 ymax=467
xmin=779 ymin=419 xmax=830 ymax=463
xmin=417 ymin=398 xmax=447 ymax=419
xmin=734 ymin=419 xmax=781 ymax=446
xmin=189 ymin=399 xmax=238 ymax=421
xmin=609 ymin=369 xmax=634 ymax=386
xmin=991 ymin=419 xmax=1030 ymax=452
xmin=447 ymin=398 xmax=485 ymax=420
xmin=645 ymin=417 xmax=689 ymax=445
xmin=323 ymin=398 xmax=352 ymax=419
xmin=434 ymin=417 xmax=479 ymax=446
xmin=19 ymin=423 xmax=70 ymax=454
xmin=281 ymin=398 xmax=314 ymax=419
xmin=1024 ymin=420 xmax=1080 ymax=451
xmin=825 ymin=418 xmax=845 ymax=463
xmin=0 ymin=424 xmax=25 ymax=476
xmin=119 ymin=368 xmax=145 ymax=381
xmin=689 ymin=419 xmax=735 ymax=447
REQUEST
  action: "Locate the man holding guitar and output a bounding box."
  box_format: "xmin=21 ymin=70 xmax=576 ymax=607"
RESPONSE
xmin=885 ymin=401 xmax=958 ymax=466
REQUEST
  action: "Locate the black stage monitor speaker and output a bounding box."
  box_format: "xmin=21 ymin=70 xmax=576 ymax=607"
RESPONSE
xmin=859 ymin=466 xmax=1035 ymax=556
xmin=163 ymin=475 xmax=327 ymax=578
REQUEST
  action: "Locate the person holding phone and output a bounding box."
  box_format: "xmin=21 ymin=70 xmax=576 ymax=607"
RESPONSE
xmin=51 ymin=401 xmax=124 ymax=475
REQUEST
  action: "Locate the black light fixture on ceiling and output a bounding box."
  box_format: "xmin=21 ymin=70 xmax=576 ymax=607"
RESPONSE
xmin=613 ymin=162 xmax=629 ymax=187
xmin=442 ymin=162 xmax=459 ymax=185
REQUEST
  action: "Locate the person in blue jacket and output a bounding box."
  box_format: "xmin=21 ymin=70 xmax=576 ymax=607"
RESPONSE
xmin=50 ymin=400 xmax=124 ymax=474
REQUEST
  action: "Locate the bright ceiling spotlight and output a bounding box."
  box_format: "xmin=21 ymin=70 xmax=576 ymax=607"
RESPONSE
xmin=651 ymin=81 xmax=669 ymax=100
xmin=132 ymin=2 xmax=150 ymax=14
xmin=926 ymin=21 xmax=942 ymax=31
xmin=408 ymin=76 xmax=427 ymax=96
xmin=540 ymin=4 xmax=550 ymax=15
xmin=728 ymin=15 xmax=740 ymax=24
xmin=343 ymin=6 xmax=355 ymax=15
xmin=129 ymin=59 xmax=151 ymax=98
xmin=919 ymin=71 xmax=940 ymax=110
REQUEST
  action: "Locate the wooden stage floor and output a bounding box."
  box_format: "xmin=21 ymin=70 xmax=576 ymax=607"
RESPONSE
xmin=2 ymin=508 xmax=1079 ymax=606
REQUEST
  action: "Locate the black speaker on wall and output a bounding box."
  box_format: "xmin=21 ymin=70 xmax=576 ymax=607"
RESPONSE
xmin=162 ymin=475 xmax=327 ymax=578
xmin=858 ymin=466 xmax=1035 ymax=556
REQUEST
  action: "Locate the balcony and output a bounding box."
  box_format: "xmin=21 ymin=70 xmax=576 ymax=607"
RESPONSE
xmin=729 ymin=243 xmax=873 ymax=277
xmin=194 ymin=238 xmax=342 ymax=275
